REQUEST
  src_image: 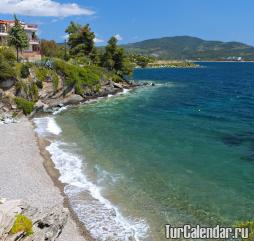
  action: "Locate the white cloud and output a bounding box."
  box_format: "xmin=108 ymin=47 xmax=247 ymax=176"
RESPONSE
xmin=62 ymin=34 xmax=69 ymax=40
xmin=94 ymin=37 xmax=104 ymax=43
xmin=0 ymin=0 xmax=95 ymax=17
xmin=114 ymin=34 xmax=123 ymax=41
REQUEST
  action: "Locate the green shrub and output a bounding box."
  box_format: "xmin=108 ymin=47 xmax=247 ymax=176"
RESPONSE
xmin=0 ymin=47 xmax=16 ymax=65
xmin=29 ymin=82 xmax=39 ymax=102
xmin=52 ymin=72 xmax=59 ymax=91
xmin=15 ymin=97 xmax=34 ymax=115
xmin=15 ymin=81 xmax=38 ymax=102
xmin=10 ymin=214 xmax=33 ymax=236
xmin=0 ymin=48 xmax=17 ymax=83
xmin=34 ymin=67 xmax=48 ymax=83
xmin=20 ymin=64 xmax=30 ymax=78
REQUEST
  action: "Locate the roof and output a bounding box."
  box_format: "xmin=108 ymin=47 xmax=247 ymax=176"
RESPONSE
xmin=0 ymin=20 xmax=37 ymax=28
xmin=0 ymin=20 xmax=15 ymax=24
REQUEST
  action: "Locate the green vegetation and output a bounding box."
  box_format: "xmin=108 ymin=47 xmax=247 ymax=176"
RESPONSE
xmin=15 ymin=97 xmax=34 ymax=115
xmin=129 ymin=54 xmax=155 ymax=68
xmin=10 ymin=214 xmax=33 ymax=236
xmin=0 ymin=17 xmax=135 ymax=116
xmin=147 ymin=60 xmax=198 ymax=68
xmin=40 ymin=40 xmax=68 ymax=60
xmin=8 ymin=15 xmax=29 ymax=62
xmin=52 ymin=73 xmax=59 ymax=92
xmin=0 ymin=48 xmax=17 ymax=83
xmin=65 ymin=22 xmax=97 ymax=64
xmin=20 ymin=64 xmax=30 ymax=78
xmin=53 ymin=58 xmax=101 ymax=94
xmin=34 ymin=67 xmax=48 ymax=83
xmin=123 ymin=36 xmax=254 ymax=60
xmin=101 ymin=37 xmax=133 ymax=77
xmin=235 ymin=221 xmax=254 ymax=241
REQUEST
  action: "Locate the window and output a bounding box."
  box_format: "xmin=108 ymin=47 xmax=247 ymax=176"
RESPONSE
xmin=0 ymin=24 xmax=6 ymax=33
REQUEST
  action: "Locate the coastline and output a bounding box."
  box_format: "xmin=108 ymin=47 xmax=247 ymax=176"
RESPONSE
xmin=35 ymin=128 xmax=96 ymax=241
xmin=31 ymin=88 xmax=149 ymax=241
xmin=0 ymin=117 xmax=92 ymax=241
xmin=0 ymin=86 xmax=148 ymax=241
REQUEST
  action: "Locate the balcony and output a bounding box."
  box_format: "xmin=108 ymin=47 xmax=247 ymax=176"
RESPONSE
xmin=29 ymin=38 xmax=40 ymax=45
xmin=24 ymin=24 xmax=38 ymax=32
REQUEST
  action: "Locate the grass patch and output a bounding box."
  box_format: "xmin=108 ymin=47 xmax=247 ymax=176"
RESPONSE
xmin=10 ymin=214 xmax=33 ymax=236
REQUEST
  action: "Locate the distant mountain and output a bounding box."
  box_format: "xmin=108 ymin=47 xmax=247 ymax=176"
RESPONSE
xmin=122 ymin=36 xmax=254 ymax=60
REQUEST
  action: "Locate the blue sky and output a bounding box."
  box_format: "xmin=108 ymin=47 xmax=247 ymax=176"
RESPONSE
xmin=1 ymin=0 xmax=254 ymax=46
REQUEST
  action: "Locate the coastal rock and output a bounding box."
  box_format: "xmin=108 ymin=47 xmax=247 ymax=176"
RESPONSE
xmin=61 ymin=94 xmax=84 ymax=105
xmin=34 ymin=100 xmax=48 ymax=111
xmin=0 ymin=79 xmax=16 ymax=90
xmin=0 ymin=89 xmax=4 ymax=99
xmin=113 ymin=82 xmax=123 ymax=89
xmin=0 ymin=199 xmax=69 ymax=241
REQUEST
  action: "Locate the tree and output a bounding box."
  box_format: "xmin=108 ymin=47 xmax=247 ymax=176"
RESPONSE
xmin=65 ymin=22 xmax=96 ymax=64
xmin=8 ymin=15 xmax=29 ymax=62
xmin=40 ymin=40 xmax=58 ymax=57
xmin=40 ymin=39 xmax=69 ymax=60
xmin=101 ymin=37 xmax=133 ymax=77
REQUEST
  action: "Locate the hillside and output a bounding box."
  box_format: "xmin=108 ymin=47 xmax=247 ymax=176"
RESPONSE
xmin=123 ymin=36 xmax=254 ymax=60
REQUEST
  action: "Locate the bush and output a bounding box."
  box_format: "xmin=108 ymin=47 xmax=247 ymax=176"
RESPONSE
xmin=52 ymin=72 xmax=59 ymax=92
xmin=53 ymin=59 xmax=100 ymax=95
xmin=34 ymin=67 xmax=48 ymax=83
xmin=0 ymin=48 xmax=17 ymax=83
xmin=20 ymin=64 xmax=30 ymax=78
xmin=29 ymin=82 xmax=39 ymax=102
xmin=10 ymin=214 xmax=33 ymax=236
xmin=0 ymin=47 xmax=16 ymax=65
xmin=15 ymin=97 xmax=34 ymax=115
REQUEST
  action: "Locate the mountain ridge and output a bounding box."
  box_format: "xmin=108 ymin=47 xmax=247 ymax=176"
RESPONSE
xmin=122 ymin=36 xmax=254 ymax=60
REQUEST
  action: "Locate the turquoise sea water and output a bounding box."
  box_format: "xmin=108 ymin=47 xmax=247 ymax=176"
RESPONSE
xmin=36 ymin=63 xmax=254 ymax=240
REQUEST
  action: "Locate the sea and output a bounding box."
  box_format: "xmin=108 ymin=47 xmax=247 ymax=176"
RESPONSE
xmin=34 ymin=62 xmax=254 ymax=241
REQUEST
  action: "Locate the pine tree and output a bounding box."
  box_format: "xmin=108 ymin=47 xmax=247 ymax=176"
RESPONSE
xmin=65 ymin=22 xmax=96 ymax=64
xmin=102 ymin=37 xmax=133 ymax=77
xmin=8 ymin=15 xmax=29 ymax=62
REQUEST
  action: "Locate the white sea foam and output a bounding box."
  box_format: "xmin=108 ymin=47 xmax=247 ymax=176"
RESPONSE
xmin=122 ymin=88 xmax=130 ymax=94
xmin=34 ymin=117 xmax=62 ymax=136
xmin=53 ymin=106 xmax=68 ymax=115
xmin=47 ymin=141 xmax=149 ymax=241
xmin=34 ymin=117 xmax=149 ymax=241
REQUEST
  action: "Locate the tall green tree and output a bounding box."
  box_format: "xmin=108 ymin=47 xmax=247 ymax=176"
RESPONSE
xmin=8 ymin=15 xmax=29 ymax=62
xmin=102 ymin=36 xmax=133 ymax=77
xmin=65 ymin=22 xmax=96 ymax=64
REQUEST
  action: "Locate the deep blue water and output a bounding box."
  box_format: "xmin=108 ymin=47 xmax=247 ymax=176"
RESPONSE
xmin=54 ymin=62 xmax=254 ymax=240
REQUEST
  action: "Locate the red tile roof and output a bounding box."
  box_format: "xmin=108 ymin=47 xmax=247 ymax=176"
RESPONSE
xmin=0 ymin=20 xmax=15 ymax=24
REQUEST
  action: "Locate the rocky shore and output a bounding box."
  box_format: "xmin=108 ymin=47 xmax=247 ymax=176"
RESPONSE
xmin=0 ymin=68 xmax=147 ymax=124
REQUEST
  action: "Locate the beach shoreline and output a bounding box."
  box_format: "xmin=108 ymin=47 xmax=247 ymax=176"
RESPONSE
xmin=0 ymin=117 xmax=93 ymax=241
xmin=35 ymin=129 xmax=96 ymax=241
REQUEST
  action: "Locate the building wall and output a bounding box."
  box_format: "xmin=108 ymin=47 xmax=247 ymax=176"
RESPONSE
xmin=0 ymin=20 xmax=41 ymax=61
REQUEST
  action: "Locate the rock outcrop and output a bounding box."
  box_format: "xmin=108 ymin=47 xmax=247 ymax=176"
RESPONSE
xmin=0 ymin=199 xmax=68 ymax=241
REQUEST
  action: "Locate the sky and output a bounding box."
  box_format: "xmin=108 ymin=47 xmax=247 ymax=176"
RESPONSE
xmin=1 ymin=0 xmax=254 ymax=46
